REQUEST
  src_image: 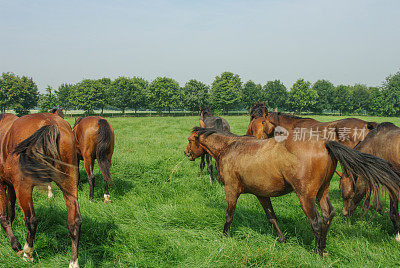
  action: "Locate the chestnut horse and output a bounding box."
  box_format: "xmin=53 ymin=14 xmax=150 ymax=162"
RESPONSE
xmin=184 ymin=127 xmax=400 ymax=255
xmin=198 ymin=107 xmax=230 ymax=182
xmin=0 ymin=113 xmax=81 ymax=267
xmin=73 ymin=116 xmax=115 ymax=202
xmin=246 ymin=117 xmax=275 ymax=139
xmin=337 ymin=122 xmax=400 ymax=233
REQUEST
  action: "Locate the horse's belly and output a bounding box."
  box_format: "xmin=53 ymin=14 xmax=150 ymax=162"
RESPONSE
xmin=241 ymin=173 xmax=291 ymax=197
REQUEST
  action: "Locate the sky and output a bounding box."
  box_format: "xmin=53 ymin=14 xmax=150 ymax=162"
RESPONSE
xmin=1 ymin=0 xmax=399 ymax=92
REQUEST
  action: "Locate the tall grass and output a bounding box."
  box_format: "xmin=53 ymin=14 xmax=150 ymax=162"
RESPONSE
xmin=1 ymin=115 xmax=400 ymax=267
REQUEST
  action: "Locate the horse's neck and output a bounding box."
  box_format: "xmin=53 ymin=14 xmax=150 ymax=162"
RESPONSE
xmin=275 ymin=116 xmax=317 ymax=130
xmin=199 ymin=134 xmax=232 ymax=160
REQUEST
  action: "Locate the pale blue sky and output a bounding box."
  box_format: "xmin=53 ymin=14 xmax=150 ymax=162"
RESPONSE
xmin=1 ymin=0 xmax=399 ymax=91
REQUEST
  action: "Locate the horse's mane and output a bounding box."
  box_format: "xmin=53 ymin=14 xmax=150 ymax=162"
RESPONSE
xmin=192 ymin=127 xmax=238 ymax=137
xmin=73 ymin=117 xmax=83 ymax=128
xmin=250 ymin=102 xmax=267 ymax=118
xmin=363 ymin=122 xmax=399 ymax=140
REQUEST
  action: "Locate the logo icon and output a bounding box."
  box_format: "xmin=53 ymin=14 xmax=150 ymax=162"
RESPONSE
xmin=274 ymin=126 xmax=289 ymax=142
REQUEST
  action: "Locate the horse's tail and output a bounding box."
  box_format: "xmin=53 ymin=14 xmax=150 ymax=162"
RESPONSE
xmin=325 ymin=141 xmax=400 ymax=209
xmin=96 ymin=119 xmax=113 ymax=187
xmin=12 ymin=124 xmax=66 ymax=183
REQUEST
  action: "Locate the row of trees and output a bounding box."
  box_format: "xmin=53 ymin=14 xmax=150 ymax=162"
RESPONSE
xmin=1 ymin=71 xmax=400 ymax=116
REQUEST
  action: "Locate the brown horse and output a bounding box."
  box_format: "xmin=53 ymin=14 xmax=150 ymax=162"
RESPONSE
xmin=198 ymin=107 xmax=230 ymax=182
xmin=184 ymin=127 xmax=400 ymax=255
xmin=249 ymin=102 xmax=267 ymax=122
xmin=246 ymin=117 xmax=275 ymax=139
xmin=337 ymin=122 xmax=400 ymax=235
xmin=73 ymin=116 xmax=115 ymax=202
xmin=0 ymin=113 xmax=81 ymax=267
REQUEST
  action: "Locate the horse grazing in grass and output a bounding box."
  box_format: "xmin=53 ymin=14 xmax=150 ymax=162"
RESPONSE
xmin=336 ymin=122 xmax=400 ymax=233
xmin=73 ymin=116 xmax=114 ymax=202
xmin=0 ymin=113 xmax=81 ymax=267
xmin=198 ymin=107 xmax=230 ymax=182
xmin=184 ymin=127 xmax=400 ymax=255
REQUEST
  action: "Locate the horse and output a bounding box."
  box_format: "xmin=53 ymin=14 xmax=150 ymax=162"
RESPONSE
xmin=198 ymin=107 xmax=230 ymax=183
xmin=0 ymin=113 xmax=81 ymax=267
xmin=246 ymin=117 xmax=275 ymax=139
xmin=184 ymin=127 xmax=400 ymax=255
xmin=336 ymin=122 xmax=400 ymax=232
xmin=51 ymin=108 xmax=65 ymax=119
xmin=73 ymin=116 xmax=115 ymax=202
xmin=249 ymin=102 xmax=268 ymax=122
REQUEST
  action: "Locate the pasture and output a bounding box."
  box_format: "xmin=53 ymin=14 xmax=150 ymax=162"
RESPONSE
xmin=1 ymin=115 xmax=400 ymax=267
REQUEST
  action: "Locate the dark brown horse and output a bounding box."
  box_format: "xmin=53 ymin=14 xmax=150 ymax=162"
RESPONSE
xmin=198 ymin=107 xmax=230 ymax=183
xmin=337 ymin=122 xmax=400 ymax=236
xmin=0 ymin=113 xmax=81 ymax=267
xmin=184 ymin=127 xmax=400 ymax=255
xmin=73 ymin=116 xmax=115 ymax=202
xmin=249 ymin=102 xmax=268 ymax=122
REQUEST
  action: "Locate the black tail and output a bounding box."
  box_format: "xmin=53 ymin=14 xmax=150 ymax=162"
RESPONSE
xmin=96 ymin=119 xmax=113 ymax=187
xmin=325 ymin=141 xmax=400 ymax=208
xmin=12 ymin=124 xmax=66 ymax=183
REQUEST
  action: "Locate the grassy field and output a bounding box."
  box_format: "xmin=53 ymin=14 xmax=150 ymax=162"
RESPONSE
xmin=1 ymin=115 xmax=400 ymax=267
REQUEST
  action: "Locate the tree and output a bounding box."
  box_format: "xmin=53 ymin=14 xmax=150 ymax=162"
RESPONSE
xmin=263 ymin=80 xmax=287 ymax=110
xmin=380 ymin=70 xmax=400 ymax=116
xmin=332 ymin=85 xmax=352 ymax=115
xmin=182 ymin=79 xmax=210 ymax=113
xmin=211 ymin=72 xmax=242 ymax=113
xmin=311 ymin=80 xmax=335 ymax=113
xmin=111 ymin=76 xmax=149 ymax=114
xmin=241 ymin=80 xmax=263 ymax=109
xmin=148 ymin=77 xmax=182 ymax=113
xmin=367 ymin=87 xmax=383 ymax=116
xmin=72 ymin=79 xmax=106 ymax=115
xmin=288 ymin=79 xmax=317 ymax=114
xmin=351 ymin=84 xmax=370 ymax=115
xmin=40 ymin=86 xmax=58 ymax=112
xmin=56 ymin=83 xmax=74 ymax=111
xmin=0 ymin=72 xmax=39 ymax=116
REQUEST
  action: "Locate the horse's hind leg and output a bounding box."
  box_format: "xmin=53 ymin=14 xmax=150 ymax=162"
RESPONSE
xmin=7 ymin=185 xmax=16 ymax=225
xmin=389 ymin=195 xmax=400 ymax=242
xmin=14 ymin=183 xmax=37 ymax=261
xmin=318 ymin=187 xmax=335 ymax=255
xmin=0 ymin=183 xmax=22 ymax=252
xmin=257 ymin=196 xmax=286 ymax=242
xmin=298 ymin=194 xmax=323 ymax=256
xmin=84 ymin=157 xmax=95 ymax=201
xmin=206 ymin=154 xmax=213 ymax=183
xmin=200 ymin=155 xmax=205 ymax=176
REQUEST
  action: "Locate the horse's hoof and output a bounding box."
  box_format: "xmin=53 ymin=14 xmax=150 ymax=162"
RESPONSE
xmin=17 ymin=250 xmax=34 ymax=262
xmin=395 ymin=233 xmax=400 ymax=243
xmin=69 ymin=259 xmax=79 ymax=268
xmin=322 ymin=250 xmax=329 ymax=257
xmin=278 ymin=236 xmax=287 ymax=243
xmin=104 ymin=194 xmax=111 ymax=203
xmin=48 ymin=192 xmax=54 ymax=198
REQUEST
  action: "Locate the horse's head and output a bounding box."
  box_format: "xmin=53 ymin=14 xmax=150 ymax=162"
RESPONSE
xmin=250 ymin=102 xmax=267 ymax=121
xmin=51 ymin=108 xmax=65 ymax=119
xmin=199 ymin=106 xmax=212 ymax=121
xmin=336 ymin=170 xmax=355 ymax=217
xmin=184 ymin=131 xmax=205 ymax=161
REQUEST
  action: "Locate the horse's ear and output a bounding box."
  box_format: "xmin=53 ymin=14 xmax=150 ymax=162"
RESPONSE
xmin=335 ymin=170 xmax=343 ymax=177
xmin=199 ymin=119 xmax=206 ymax=128
xmin=274 ymin=107 xmax=278 ymax=112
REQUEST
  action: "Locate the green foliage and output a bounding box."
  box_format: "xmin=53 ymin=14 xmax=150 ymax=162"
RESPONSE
xmin=148 ymin=77 xmax=182 ymax=113
xmin=312 ymin=80 xmax=335 ymax=113
xmin=332 ymin=85 xmax=352 ymax=115
xmin=288 ymin=79 xmax=317 ymax=114
xmin=263 ymin=80 xmax=288 ymax=110
xmin=211 ymin=72 xmax=242 ymax=113
xmin=56 ymin=83 xmax=74 ymax=110
xmin=351 ymin=84 xmax=370 ymax=115
xmin=182 ymin=79 xmax=210 ymax=112
xmin=241 ymin=80 xmax=263 ymax=109
xmin=39 ymin=86 xmax=58 ymax=112
xmin=72 ymin=79 xmax=107 ymax=115
xmin=380 ymin=71 xmax=400 ymax=116
xmin=0 ymin=72 xmax=39 ymax=116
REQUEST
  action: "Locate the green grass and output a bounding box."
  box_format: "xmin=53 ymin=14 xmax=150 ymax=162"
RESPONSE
xmin=1 ymin=115 xmax=400 ymax=267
